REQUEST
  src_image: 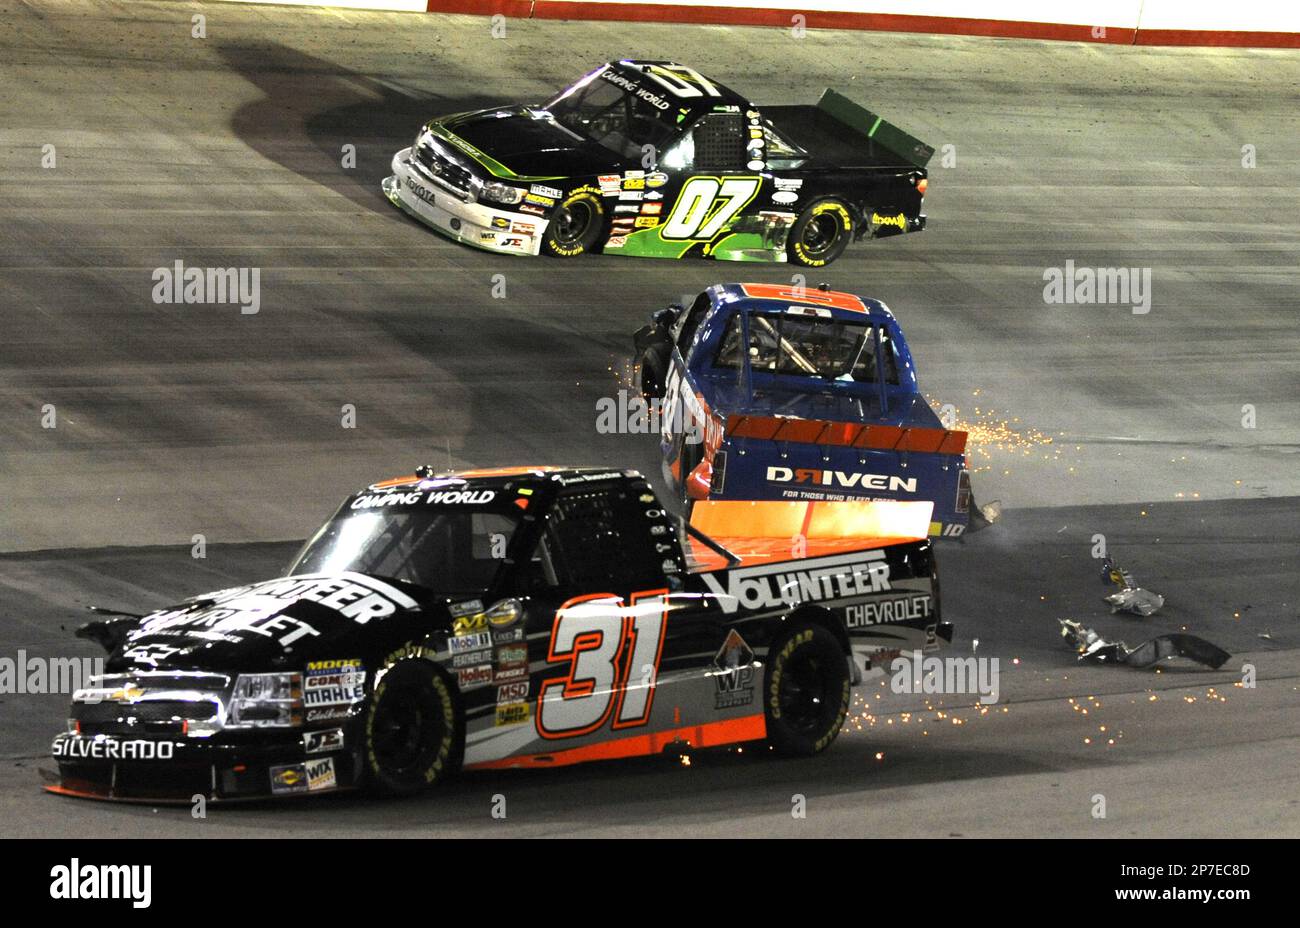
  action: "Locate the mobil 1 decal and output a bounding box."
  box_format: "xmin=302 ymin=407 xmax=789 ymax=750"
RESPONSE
xmin=537 ymin=590 xmax=669 ymax=739
xmin=611 ymin=175 xmax=761 ymax=258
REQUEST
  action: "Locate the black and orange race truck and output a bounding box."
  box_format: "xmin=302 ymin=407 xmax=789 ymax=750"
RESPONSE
xmin=47 ymin=466 xmax=947 ymax=802
xmin=384 ymin=60 xmax=932 ymax=266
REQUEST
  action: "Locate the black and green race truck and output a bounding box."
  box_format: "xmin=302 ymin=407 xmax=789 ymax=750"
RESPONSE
xmin=384 ymin=60 xmax=933 ymax=266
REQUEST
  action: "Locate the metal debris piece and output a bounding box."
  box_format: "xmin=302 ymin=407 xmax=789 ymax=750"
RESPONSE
xmin=1100 ymin=556 xmax=1164 ymax=616
xmin=1058 ymin=619 xmax=1230 ymax=670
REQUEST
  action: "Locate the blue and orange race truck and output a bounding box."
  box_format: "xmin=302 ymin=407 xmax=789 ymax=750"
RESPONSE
xmin=634 ymin=283 xmax=994 ymax=538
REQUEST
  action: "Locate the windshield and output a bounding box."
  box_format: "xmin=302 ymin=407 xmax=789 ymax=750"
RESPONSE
xmin=543 ymin=69 xmax=682 ymax=159
xmin=290 ymin=507 xmax=520 ymax=594
xmin=714 ymin=312 xmax=901 ymax=383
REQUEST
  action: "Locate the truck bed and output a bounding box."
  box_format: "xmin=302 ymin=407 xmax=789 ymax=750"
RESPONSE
xmin=763 ymin=105 xmax=914 ymax=171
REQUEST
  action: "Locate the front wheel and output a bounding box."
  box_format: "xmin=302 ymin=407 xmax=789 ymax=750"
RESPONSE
xmin=786 ymin=199 xmax=853 ymax=267
xmin=542 ymin=188 xmax=605 ymax=257
xmin=363 ymin=659 xmax=461 ymax=796
xmin=764 ymin=623 xmax=850 ymax=756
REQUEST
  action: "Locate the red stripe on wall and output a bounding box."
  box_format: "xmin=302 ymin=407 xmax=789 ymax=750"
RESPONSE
xmin=1134 ymin=28 xmax=1300 ymax=47
xmin=423 ymin=0 xmax=1298 ymax=49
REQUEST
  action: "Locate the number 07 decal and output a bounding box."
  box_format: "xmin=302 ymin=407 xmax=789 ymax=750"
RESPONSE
xmin=662 ymin=176 xmax=761 ymax=241
xmin=537 ymin=590 xmax=669 ymax=739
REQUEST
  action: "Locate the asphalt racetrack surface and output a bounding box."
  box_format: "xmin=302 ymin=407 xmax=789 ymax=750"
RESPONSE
xmin=1 ymin=1 xmax=1297 ymax=836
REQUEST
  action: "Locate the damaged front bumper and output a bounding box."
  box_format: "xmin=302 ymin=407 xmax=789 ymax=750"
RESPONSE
xmin=384 ymin=148 xmax=547 ymax=257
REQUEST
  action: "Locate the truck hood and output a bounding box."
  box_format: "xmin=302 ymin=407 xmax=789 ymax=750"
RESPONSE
xmin=108 ymin=572 xmax=430 ymax=673
xmin=436 ymin=106 xmax=625 ymax=178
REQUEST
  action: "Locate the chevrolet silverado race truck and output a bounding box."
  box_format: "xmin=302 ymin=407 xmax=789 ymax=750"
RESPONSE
xmin=635 ymin=283 xmax=991 ymax=538
xmin=47 ymin=466 xmax=946 ymax=802
xmin=384 ymin=60 xmax=932 ymax=265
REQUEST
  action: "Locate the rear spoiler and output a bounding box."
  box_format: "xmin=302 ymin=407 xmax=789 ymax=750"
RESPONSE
xmin=726 ymin=414 xmax=967 ymax=456
xmin=688 ymin=499 xmax=934 ymax=569
xmin=817 ymin=89 xmax=934 ymax=169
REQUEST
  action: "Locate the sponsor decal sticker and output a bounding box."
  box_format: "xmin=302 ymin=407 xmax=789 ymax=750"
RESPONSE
xmin=270 ymin=763 xmax=308 ymax=795
xmin=450 ymin=632 xmax=493 ymax=654
xmin=449 ymin=599 xmax=484 ymax=618
xmin=846 ymin=595 xmax=933 ymax=628
xmin=452 ymin=649 xmax=492 ymax=668
xmin=496 ymin=681 xmax=529 ymax=703
xmin=711 ymin=630 xmax=755 ymax=709
xmin=872 ymin=211 xmax=906 ymax=230
xmin=766 ymin=465 xmax=917 ymax=494
xmin=457 ymin=664 xmax=493 ymax=689
xmin=52 ymin=736 xmax=176 ymax=760
xmin=304 ymin=660 xmax=365 ymax=708
xmin=306 ymin=756 xmax=336 ymax=791
xmin=303 ymin=727 xmax=344 ymax=754
xmin=453 ymin=613 xmax=488 ymax=635
xmin=306 ymin=706 xmax=351 ymax=723
xmin=701 ymin=550 xmax=892 ymax=615
xmin=530 ymin=184 xmax=562 ymax=199
xmin=495 ymin=702 xmax=530 ymax=726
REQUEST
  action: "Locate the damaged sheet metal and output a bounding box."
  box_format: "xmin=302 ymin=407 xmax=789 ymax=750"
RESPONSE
xmin=1058 ymin=619 xmax=1230 ymax=670
xmin=1100 ymin=556 xmax=1164 ymax=616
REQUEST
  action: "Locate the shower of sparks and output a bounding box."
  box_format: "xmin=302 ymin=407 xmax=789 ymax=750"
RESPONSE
xmin=927 ymin=393 xmax=1061 ymax=475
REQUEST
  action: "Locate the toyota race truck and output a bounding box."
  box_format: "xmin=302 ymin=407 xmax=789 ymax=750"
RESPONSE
xmin=383 ymin=60 xmax=931 ymax=265
xmin=46 ymin=466 xmax=946 ymax=802
xmin=634 ymin=283 xmax=992 ymax=539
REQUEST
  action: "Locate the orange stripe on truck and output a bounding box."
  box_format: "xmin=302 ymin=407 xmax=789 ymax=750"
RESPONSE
xmin=726 ymin=415 xmax=967 ymax=455
xmin=464 ymin=714 xmax=766 ymax=770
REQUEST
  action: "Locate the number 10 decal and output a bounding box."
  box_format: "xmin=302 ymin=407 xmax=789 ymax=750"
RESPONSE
xmin=662 ymin=176 xmax=761 ymax=241
xmin=537 ymin=590 xmax=668 ymax=739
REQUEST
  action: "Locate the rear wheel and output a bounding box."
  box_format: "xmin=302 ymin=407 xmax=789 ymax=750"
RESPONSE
xmin=542 ymin=188 xmax=605 ymax=257
xmin=787 ymin=198 xmax=853 ymax=267
xmin=363 ymin=660 xmax=460 ymax=795
xmin=764 ymin=623 xmax=850 ymax=756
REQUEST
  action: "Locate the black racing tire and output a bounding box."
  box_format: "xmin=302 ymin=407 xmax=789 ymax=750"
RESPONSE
xmin=786 ymin=198 xmax=854 ymax=267
xmin=362 ymin=659 xmax=461 ymax=796
xmin=636 ymin=343 xmax=670 ymax=401
xmin=542 ymin=188 xmax=605 ymax=257
xmin=764 ymin=623 xmax=850 ymax=757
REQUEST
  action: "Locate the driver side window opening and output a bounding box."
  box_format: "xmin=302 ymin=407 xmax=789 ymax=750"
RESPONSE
xmin=545 ymin=489 xmax=668 ymax=590
xmin=661 ymin=112 xmax=748 ymax=172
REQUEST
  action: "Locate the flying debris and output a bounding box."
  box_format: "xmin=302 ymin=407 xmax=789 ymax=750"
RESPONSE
xmin=1058 ymin=619 xmax=1230 ymax=670
xmin=1100 ymin=556 xmax=1164 ymax=616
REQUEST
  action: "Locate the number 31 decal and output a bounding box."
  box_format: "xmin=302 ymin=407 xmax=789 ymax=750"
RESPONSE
xmin=537 ymin=590 xmax=668 ymax=739
xmin=662 ymin=176 xmax=761 ymax=241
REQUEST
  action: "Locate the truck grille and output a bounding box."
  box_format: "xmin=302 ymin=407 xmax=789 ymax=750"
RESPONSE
xmin=71 ymin=672 xmax=229 ymax=736
xmin=414 ymin=140 xmax=475 ymax=201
